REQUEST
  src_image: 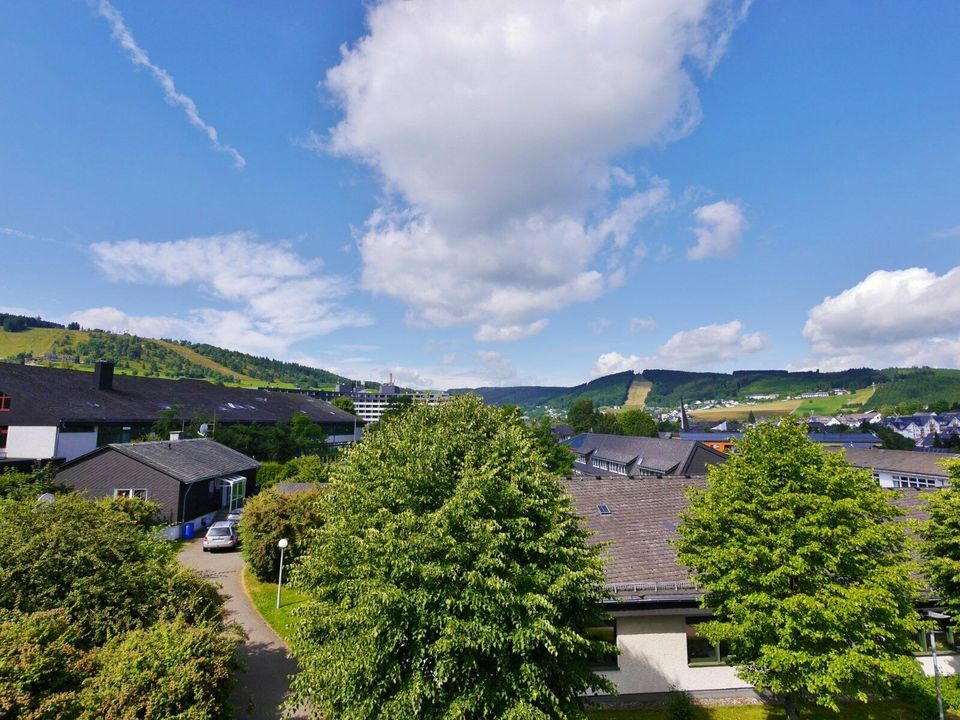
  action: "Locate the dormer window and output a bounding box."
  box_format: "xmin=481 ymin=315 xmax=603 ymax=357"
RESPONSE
xmin=0 ymin=393 xmax=9 ymax=411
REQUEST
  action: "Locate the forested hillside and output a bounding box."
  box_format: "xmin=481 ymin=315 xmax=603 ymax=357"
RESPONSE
xmin=870 ymin=368 xmax=960 ymax=406
xmin=180 ymin=342 xmax=353 ymax=388
xmin=454 ymin=371 xmax=634 ymax=412
xmin=640 ymin=368 xmax=883 ymax=407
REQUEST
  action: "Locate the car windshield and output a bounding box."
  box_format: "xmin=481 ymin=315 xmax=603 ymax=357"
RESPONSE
xmin=209 ymin=527 xmax=232 ymax=537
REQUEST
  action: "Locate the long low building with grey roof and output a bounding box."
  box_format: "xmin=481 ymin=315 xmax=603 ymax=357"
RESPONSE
xmin=563 ymin=433 xmax=727 ymax=478
xmin=0 ymin=361 xmax=361 ymax=462
xmin=57 ymin=438 xmax=258 ymax=539
xmin=828 ymin=447 xmax=959 ymax=489
xmin=564 ymin=474 xmax=959 ymax=701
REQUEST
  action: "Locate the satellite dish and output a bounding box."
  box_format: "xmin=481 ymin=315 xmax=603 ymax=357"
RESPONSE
xmin=36 ymin=493 xmax=55 ymax=506
xmin=198 ymin=423 xmax=209 ymax=437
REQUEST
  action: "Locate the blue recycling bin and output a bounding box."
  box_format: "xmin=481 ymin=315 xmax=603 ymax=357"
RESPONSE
xmin=182 ymin=522 xmax=195 ymax=540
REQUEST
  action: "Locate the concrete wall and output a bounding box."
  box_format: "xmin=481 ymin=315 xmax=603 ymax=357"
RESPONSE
xmin=55 ymin=431 xmax=98 ymax=461
xmin=599 ymin=609 xmax=958 ymax=698
xmin=5 ymin=425 xmax=58 ymax=459
xmin=601 ymin=611 xmax=752 ymax=696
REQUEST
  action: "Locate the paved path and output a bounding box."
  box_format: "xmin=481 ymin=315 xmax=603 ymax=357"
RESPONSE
xmin=179 ymin=540 xmax=306 ymax=720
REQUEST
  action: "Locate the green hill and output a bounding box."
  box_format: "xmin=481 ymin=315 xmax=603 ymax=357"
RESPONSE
xmin=0 ymin=326 xmax=357 ymax=389
xmin=639 ymin=368 xmax=884 ymax=407
xmin=453 ymin=371 xmax=635 ymax=413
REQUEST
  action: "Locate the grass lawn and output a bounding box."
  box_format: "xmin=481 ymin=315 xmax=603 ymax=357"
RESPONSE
xmin=791 ymin=386 xmax=877 ymax=416
xmin=242 ymin=566 xmax=311 ymax=647
xmin=690 ymin=398 xmax=802 ymax=421
xmin=586 ymin=700 xmax=942 ymax=719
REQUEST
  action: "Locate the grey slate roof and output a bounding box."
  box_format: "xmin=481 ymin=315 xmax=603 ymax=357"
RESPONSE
xmin=0 ymin=363 xmax=357 ymax=426
xmin=66 ymin=439 xmax=259 ymax=484
xmin=564 ymin=475 xmax=703 ymax=600
xmin=564 ymin=475 xmax=940 ymax=603
xmin=564 ymin=433 xmax=725 ymax=474
xmin=827 ymin=447 xmax=959 ymax=477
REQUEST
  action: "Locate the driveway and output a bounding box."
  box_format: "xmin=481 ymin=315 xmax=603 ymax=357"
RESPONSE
xmin=179 ymin=539 xmax=306 ymax=720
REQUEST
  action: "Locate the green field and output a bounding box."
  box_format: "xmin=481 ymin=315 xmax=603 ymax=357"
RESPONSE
xmin=242 ymin=566 xmax=310 ymax=646
xmin=587 ymin=701 xmax=945 ymax=720
xmin=0 ymin=327 xmax=90 ymax=358
xmin=691 ymin=386 xmax=877 ymax=422
xmin=792 ymin=385 xmax=877 ymax=415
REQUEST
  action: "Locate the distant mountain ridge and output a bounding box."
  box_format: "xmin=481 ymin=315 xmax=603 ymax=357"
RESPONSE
xmin=3 ymin=313 xmax=960 ymax=411
xmin=458 ymin=367 xmax=960 ymax=414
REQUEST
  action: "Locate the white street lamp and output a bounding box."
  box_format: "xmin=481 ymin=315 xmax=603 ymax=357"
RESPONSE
xmin=277 ymin=538 xmax=289 ymax=610
xmin=926 ymin=610 xmax=949 ymax=720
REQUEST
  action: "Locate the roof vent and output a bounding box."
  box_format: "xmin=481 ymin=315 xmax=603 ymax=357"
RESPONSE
xmin=598 ymin=504 xmax=612 ymax=516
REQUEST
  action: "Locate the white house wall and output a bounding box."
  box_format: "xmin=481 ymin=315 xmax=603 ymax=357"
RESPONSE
xmin=602 ymin=612 xmax=752 ymax=696
xmin=55 ymin=431 xmax=98 ymax=461
xmin=602 ymin=610 xmax=957 ymax=698
xmin=5 ymin=425 xmax=58 ymax=459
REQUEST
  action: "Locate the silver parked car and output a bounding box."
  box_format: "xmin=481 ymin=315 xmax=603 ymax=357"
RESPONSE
xmin=226 ymin=509 xmax=243 ymax=528
xmin=202 ymin=521 xmax=238 ymax=552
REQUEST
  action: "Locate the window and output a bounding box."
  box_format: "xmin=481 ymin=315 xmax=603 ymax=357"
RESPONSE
xmin=686 ymin=618 xmax=731 ymax=666
xmin=591 ymin=457 xmax=627 ymax=475
xmin=0 ymin=393 xmax=9 ymax=411
xmin=893 ymin=475 xmax=939 ymax=489
xmin=113 ymin=488 xmax=148 ymax=499
xmin=0 ymin=426 xmax=6 ymax=449
xmin=585 ymin=619 xmax=618 ymax=670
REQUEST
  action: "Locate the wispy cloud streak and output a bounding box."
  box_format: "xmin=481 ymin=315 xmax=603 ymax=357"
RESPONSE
xmin=95 ymin=0 xmax=246 ymax=169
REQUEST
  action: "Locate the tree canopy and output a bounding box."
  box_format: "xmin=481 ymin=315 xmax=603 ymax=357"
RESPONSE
xmin=920 ymin=459 xmax=960 ymax=624
xmin=675 ymin=421 xmax=922 ymax=719
xmin=288 ymin=395 xmax=612 ymax=719
xmin=330 ymin=395 xmax=356 ymax=415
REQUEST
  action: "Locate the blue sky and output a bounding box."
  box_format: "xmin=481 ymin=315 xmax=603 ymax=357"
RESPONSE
xmin=2 ymin=1 xmax=959 ymax=389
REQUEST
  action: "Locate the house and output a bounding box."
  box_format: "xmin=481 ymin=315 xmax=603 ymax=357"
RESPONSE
xmin=0 ymin=361 xmax=360 ymax=463
xmin=550 ymin=423 xmax=575 ymax=442
xmin=563 ymin=434 xmax=727 ymax=477
xmin=57 ymin=438 xmax=258 ymax=540
xmin=675 ymin=432 xmax=743 ymax=454
xmin=827 ymin=447 xmax=959 ymax=489
xmin=564 ymin=475 xmax=958 ymax=701
xmin=805 ymin=431 xmax=880 ymax=448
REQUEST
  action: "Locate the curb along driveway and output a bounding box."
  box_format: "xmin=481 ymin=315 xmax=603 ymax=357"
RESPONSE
xmin=179 ymin=539 xmax=306 ymax=720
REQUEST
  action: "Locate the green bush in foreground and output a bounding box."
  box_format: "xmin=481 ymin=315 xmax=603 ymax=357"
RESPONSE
xmin=78 ymin=620 xmax=243 ymax=720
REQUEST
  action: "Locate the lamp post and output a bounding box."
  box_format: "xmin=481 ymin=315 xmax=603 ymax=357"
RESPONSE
xmin=926 ymin=610 xmax=949 ymax=720
xmin=276 ymin=538 xmax=289 ymax=609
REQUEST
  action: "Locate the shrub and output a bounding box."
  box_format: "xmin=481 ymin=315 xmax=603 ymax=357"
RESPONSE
xmin=0 ymin=494 xmax=224 ymax=645
xmin=256 ymin=461 xmax=285 ymax=490
xmin=665 ymin=689 xmax=695 ymax=720
xmin=239 ymin=488 xmax=324 ymax=582
xmin=0 ymin=609 xmax=90 ymax=720
xmin=78 ymin=620 xmax=243 ymax=720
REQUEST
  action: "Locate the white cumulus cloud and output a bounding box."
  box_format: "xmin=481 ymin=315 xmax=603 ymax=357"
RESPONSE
xmin=475 ymin=319 xmax=548 ymax=343
xmin=591 ymin=319 xmax=765 ymax=375
xmin=74 ymin=232 xmax=370 ymax=356
xmin=687 ymin=200 xmax=746 ymax=260
xmin=320 ymin=0 xmax=748 ymax=338
xmin=800 ymin=266 xmax=960 ymax=368
xmin=95 ymin=0 xmax=245 ymax=168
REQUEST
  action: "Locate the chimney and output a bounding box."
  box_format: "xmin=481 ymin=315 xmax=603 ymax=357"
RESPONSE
xmin=94 ymin=361 xmax=114 ymax=391
xmin=169 ymin=431 xmax=184 ymax=442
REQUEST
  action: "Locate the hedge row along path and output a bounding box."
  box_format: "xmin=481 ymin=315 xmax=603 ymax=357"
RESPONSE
xmin=179 ymin=538 xmax=306 ymax=720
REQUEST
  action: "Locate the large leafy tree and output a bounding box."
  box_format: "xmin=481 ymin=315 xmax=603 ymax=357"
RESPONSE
xmin=675 ymin=421 xmax=922 ymax=719
xmin=920 ymin=459 xmax=960 ymax=622
xmin=616 ymin=409 xmax=657 ymax=437
xmin=565 ymin=398 xmax=596 ymax=434
xmin=289 ymin=395 xmax=612 ymax=719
